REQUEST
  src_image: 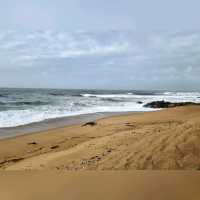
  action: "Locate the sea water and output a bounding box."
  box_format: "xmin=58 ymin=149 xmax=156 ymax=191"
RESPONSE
xmin=0 ymin=88 xmax=200 ymax=128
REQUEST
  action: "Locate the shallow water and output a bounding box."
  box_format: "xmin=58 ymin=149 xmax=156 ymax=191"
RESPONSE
xmin=0 ymin=88 xmax=200 ymax=128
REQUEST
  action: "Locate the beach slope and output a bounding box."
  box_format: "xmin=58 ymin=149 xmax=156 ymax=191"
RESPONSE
xmin=0 ymin=105 xmax=200 ymax=170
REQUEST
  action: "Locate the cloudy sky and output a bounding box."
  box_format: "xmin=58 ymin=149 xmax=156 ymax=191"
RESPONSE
xmin=0 ymin=0 xmax=200 ymax=90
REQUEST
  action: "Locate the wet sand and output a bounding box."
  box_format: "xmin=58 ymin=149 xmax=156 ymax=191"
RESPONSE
xmin=0 ymin=112 xmax=135 ymax=139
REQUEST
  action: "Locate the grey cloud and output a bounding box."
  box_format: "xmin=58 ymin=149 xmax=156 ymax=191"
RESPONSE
xmin=0 ymin=30 xmax=200 ymax=90
xmin=0 ymin=30 xmax=131 ymax=66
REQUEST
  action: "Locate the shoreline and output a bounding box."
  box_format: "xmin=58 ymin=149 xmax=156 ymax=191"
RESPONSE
xmin=0 ymin=111 xmax=139 ymax=139
xmin=0 ymin=105 xmax=200 ymax=170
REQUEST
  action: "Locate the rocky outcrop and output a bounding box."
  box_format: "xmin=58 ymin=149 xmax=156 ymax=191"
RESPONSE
xmin=144 ymin=100 xmax=200 ymax=108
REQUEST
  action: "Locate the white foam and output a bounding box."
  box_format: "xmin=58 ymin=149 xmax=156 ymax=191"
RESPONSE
xmin=81 ymin=93 xmax=138 ymax=98
xmin=0 ymin=102 xmax=154 ymax=128
xmin=0 ymin=91 xmax=200 ymax=128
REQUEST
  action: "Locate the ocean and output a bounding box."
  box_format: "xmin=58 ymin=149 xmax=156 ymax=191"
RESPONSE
xmin=0 ymin=88 xmax=200 ymax=128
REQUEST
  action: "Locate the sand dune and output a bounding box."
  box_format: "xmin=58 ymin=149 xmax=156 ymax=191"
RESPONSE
xmin=0 ymin=105 xmax=200 ymax=170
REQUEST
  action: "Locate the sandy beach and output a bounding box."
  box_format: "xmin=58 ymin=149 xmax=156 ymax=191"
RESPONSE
xmin=0 ymin=105 xmax=200 ymax=199
xmin=0 ymin=105 xmax=200 ymax=170
xmin=1 ymin=1 xmax=200 ymax=197
xmin=0 ymin=171 xmax=200 ymax=200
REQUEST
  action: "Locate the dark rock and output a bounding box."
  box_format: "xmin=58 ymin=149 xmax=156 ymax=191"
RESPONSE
xmin=51 ymin=145 xmax=59 ymax=149
xmin=137 ymin=101 xmax=143 ymax=104
xmin=144 ymin=100 xmax=200 ymax=109
xmin=82 ymin=121 xmax=97 ymax=127
xmin=28 ymin=142 xmax=37 ymax=145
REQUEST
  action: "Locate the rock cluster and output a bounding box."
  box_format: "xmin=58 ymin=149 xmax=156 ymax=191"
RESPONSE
xmin=144 ymin=100 xmax=200 ymax=108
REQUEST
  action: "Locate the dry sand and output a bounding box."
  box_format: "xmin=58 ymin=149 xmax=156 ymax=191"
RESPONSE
xmin=0 ymin=171 xmax=200 ymax=200
xmin=0 ymin=105 xmax=200 ymax=170
xmin=1 ymin=106 xmax=200 ymax=199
